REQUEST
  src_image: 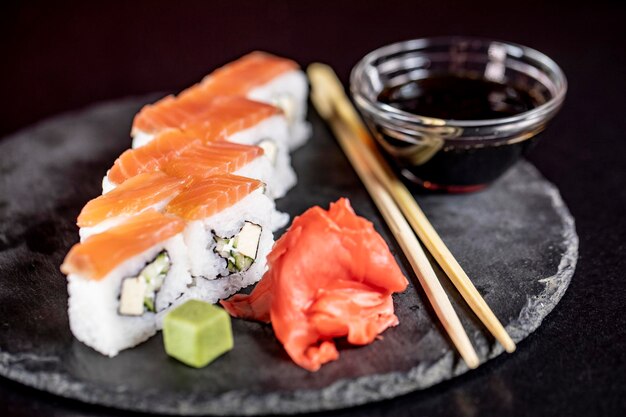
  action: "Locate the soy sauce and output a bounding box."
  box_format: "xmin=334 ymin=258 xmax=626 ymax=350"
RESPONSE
xmin=378 ymin=75 xmax=541 ymax=120
xmin=372 ymin=75 xmax=549 ymax=191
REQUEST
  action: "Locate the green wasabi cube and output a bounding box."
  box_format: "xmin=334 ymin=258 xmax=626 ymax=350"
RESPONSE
xmin=162 ymin=300 xmax=233 ymax=368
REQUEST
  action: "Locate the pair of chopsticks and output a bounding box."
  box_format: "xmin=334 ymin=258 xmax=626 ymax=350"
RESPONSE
xmin=307 ymin=63 xmax=515 ymax=369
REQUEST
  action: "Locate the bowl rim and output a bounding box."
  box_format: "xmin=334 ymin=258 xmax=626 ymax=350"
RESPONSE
xmin=350 ymin=36 xmax=568 ymax=129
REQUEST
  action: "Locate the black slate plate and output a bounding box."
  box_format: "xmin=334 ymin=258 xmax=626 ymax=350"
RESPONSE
xmin=0 ymin=97 xmax=578 ymax=415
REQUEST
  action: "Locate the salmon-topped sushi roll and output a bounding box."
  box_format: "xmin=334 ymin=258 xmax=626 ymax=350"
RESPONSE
xmin=194 ymin=51 xmax=310 ymax=150
xmin=162 ymin=142 xmax=266 ymax=182
xmin=102 ymin=129 xmax=200 ymax=193
xmin=160 ymin=174 xmax=276 ymax=316
xmin=161 ymin=141 xmax=284 ymax=207
xmin=79 ymin=172 xmax=187 ymax=240
xmin=132 ymin=96 xmax=296 ymax=198
xmin=133 ymin=95 xmax=278 ymax=147
xmin=161 ymin=143 xmax=288 ymax=230
xmin=61 ymin=210 xmax=191 ymax=357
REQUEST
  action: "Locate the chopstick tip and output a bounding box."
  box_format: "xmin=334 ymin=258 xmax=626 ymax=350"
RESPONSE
xmin=466 ymin=355 xmax=480 ymax=369
xmin=504 ymin=341 xmax=517 ymax=353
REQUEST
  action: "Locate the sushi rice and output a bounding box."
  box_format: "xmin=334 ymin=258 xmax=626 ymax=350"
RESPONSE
xmin=67 ymin=234 xmax=191 ymax=357
xmin=225 ymin=114 xmax=296 ymax=199
xmin=247 ymin=68 xmax=311 ymax=151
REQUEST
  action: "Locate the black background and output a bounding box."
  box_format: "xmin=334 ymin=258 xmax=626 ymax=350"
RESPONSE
xmin=1 ymin=1 xmax=625 ymax=416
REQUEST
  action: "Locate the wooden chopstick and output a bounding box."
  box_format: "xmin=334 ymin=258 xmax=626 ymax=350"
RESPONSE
xmin=308 ymin=63 xmax=516 ymax=354
xmin=309 ymin=66 xmax=480 ymax=369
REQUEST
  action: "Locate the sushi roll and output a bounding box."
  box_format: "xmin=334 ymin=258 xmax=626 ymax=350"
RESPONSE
xmin=79 ymin=172 xmax=187 ymax=240
xmin=161 ymin=174 xmax=275 ymax=316
xmin=161 ymin=142 xmax=289 ymax=227
xmin=161 ymin=141 xmax=271 ymax=185
xmin=97 ymin=143 xmax=287 ymax=230
xmin=193 ymin=51 xmax=311 ymax=150
xmin=130 ymin=96 xmax=296 ymax=198
xmin=161 ymin=141 xmax=280 ymax=201
xmin=132 ymin=94 xmax=278 ymax=148
xmin=60 ymin=210 xmax=191 ymax=357
xmin=102 ymin=129 xmax=200 ymax=194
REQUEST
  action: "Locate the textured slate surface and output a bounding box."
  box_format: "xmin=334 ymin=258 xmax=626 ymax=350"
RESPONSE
xmin=0 ymin=97 xmax=577 ymax=415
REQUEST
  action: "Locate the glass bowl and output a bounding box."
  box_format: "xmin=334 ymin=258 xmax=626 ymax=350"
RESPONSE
xmin=350 ymin=36 xmax=567 ymax=192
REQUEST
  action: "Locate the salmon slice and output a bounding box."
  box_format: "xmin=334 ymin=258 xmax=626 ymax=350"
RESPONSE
xmin=133 ymin=94 xmax=281 ymax=139
xmin=61 ymin=210 xmax=185 ymax=280
xmin=162 ymin=142 xmax=264 ymax=180
xmin=221 ymin=198 xmax=409 ymax=372
xmin=165 ymin=174 xmax=263 ymax=221
xmin=107 ymin=130 xmax=200 ymax=186
xmin=78 ymin=172 xmax=187 ymax=228
xmin=194 ymin=51 xmax=299 ymax=97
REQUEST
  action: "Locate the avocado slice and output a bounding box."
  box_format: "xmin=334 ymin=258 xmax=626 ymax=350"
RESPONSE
xmin=119 ymin=277 xmax=147 ymax=316
xmin=233 ymin=222 xmax=262 ymax=259
xmin=119 ymin=251 xmax=171 ymax=315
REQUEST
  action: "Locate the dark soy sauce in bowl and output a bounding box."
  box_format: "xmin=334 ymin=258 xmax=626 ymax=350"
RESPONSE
xmin=378 ymin=75 xmax=541 ymax=121
xmin=374 ymin=75 xmax=548 ymax=191
xmin=351 ymin=38 xmax=567 ymax=192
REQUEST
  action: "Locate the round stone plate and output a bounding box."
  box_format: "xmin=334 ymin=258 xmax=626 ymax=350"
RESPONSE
xmin=0 ymin=97 xmax=577 ymax=415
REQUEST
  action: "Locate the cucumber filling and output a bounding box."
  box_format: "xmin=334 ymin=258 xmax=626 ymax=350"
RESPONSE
xmin=118 ymin=251 xmax=171 ymax=316
xmin=213 ymin=221 xmax=262 ymax=274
